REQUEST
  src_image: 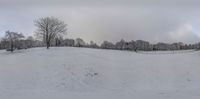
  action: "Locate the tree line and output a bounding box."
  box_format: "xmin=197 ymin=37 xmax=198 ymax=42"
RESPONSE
xmin=0 ymin=16 xmax=200 ymax=52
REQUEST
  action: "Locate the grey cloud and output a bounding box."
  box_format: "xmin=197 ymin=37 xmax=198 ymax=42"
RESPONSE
xmin=1 ymin=0 xmax=200 ymax=7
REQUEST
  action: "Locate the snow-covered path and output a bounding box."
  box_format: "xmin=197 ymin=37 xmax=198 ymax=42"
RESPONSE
xmin=0 ymin=47 xmax=200 ymax=99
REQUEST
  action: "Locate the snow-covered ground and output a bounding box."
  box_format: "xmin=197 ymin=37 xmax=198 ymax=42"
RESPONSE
xmin=0 ymin=47 xmax=200 ymax=99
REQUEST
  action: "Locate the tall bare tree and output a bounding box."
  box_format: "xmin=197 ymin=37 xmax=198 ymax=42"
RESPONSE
xmin=34 ymin=17 xmax=67 ymax=49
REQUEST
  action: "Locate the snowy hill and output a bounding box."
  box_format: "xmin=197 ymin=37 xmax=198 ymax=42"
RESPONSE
xmin=0 ymin=47 xmax=200 ymax=99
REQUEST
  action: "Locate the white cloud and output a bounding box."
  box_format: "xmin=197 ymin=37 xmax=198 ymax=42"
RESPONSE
xmin=169 ymin=23 xmax=199 ymax=43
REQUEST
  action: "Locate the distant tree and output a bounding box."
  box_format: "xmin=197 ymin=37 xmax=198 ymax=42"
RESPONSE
xmin=115 ymin=39 xmax=128 ymax=50
xmin=34 ymin=17 xmax=67 ymax=49
xmin=195 ymin=43 xmax=200 ymax=50
xmin=89 ymin=41 xmax=99 ymax=48
xmin=54 ymin=36 xmax=63 ymax=46
xmin=25 ymin=36 xmax=35 ymax=48
xmin=154 ymin=42 xmax=170 ymax=50
xmin=171 ymin=43 xmax=182 ymax=50
xmin=4 ymin=31 xmax=24 ymax=52
xmin=135 ymin=40 xmax=150 ymax=51
xmin=127 ymin=40 xmax=136 ymax=51
xmin=0 ymin=38 xmax=9 ymax=49
xmin=75 ymin=38 xmax=86 ymax=47
xmin=101 ymin=41 xmax=115 ymax=49
xmin=63 ymin=38 xmax=75 ymax=46
xmin=27 ymin=36 xmax=34 ymax=41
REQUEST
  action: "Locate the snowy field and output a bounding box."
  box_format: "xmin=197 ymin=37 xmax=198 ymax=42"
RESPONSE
xmin=0 ymin=47 xmax=200 ymax=99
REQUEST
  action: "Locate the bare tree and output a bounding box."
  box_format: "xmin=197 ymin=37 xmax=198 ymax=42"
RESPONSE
xmin=34 ymin=17 xmax=67 ymax=49
xmin=115 ymin=39 xmax=127 ymax=50
xmin=89 ymin=41 xmax=99 ymax=48
xmin=25 ymin=36 xmax=35 ymax=48
xmin=101 ymin=41 xmax=115 ymax=49
xmin=63 ymin=38 xmax=75 ymax=47
xmin=75 ymin=38 xmax=86 ymax=47
xmin=5 ymin=31 xmax=24 ymax=52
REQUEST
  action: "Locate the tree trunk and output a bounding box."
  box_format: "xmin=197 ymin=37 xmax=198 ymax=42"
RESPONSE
xmin=47 ymin=42 xmax=50 ymax=49
xmin=11 ymin=41 xmax=14 ymax=52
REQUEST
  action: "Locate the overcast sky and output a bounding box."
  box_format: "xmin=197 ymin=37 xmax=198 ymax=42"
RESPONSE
xmin=1 ymin=0 xmax=200 ymax=44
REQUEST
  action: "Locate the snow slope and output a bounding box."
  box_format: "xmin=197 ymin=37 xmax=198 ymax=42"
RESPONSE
xmin=0 ymin=47 xmax=200 ymax=99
